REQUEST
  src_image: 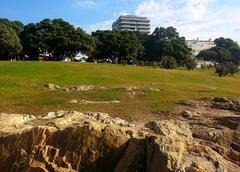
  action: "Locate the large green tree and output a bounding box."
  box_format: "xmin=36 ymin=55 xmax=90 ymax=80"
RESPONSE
xmin=143 ymin=27 xmax=191 ymax=65
xmin=197 ymin=37 xmax=240 ymax=65
xmin=92 ymin=30 xmax=143 ymax=64
xmin=21 ymin=18 xmax=95 ymax=61
xmin=0 ymin=18 xmax=24 ymax=35
xmin=20 ymin=23 xmax=41 ymax=59
xmin=0 ymin=23 xmax=22 ymax=60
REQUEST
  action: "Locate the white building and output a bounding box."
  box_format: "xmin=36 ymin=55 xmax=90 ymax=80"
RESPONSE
xmin=112 ymin=15 xmax=151 ymax=34
xmin=186 ymin=38 xmax=215 ymax=56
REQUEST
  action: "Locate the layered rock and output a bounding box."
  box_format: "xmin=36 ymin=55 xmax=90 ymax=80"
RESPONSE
xmin=0 ymin=111 xmax=130 ymax=172
xmin=179 ymin=97 xmax=240 ymax=170
xmin=211 ymin=97 xmax=240 ymax=112
xmin=0 ymin=110 xmax=239 ymax=172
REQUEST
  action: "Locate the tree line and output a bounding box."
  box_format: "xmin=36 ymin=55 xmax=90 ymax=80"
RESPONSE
xmin=0 ymin=18 xmax=196 ymax=69
xmin=0 ymin=17 xmax=239 ymax=74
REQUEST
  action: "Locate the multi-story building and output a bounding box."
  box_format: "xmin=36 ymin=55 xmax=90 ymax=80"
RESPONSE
xmin=186 ymin=38 xmax=215 ymax=56
xmin=112 ymin=15 xmax=151 ymax=34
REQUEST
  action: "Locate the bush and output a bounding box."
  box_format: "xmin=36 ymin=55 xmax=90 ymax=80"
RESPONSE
xmin=185 ymin=57 xmax=197 ymax=70
xmin=225 ymin=62 xmax=239 ymax=76
xmin=161 ymin=56 xmax=177 ymax=69
xmin=144 ymin=61 xmax=153 ymax=66
xmin=215 ymin=64 xmax=228 ymax=77
xmin=152 ymin=61 xmax=160 ymax=68
xmin=201 ymin=64 xmax=206 ymax=70
xmin=215 ymin=62 xmax=239 ymax=77
xmin=137 ymin=61 xmax=145 ymax=66
xmin=120 ymin=60 xmax=128 ymax=66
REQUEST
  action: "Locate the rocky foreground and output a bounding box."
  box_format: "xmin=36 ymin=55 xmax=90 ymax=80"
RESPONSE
xmin=0 ymin=98 xmax=240 ymax=172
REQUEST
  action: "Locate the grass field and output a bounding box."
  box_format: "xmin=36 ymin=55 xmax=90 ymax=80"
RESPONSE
xmin=0 ymin=61 xmax=240 ymax=119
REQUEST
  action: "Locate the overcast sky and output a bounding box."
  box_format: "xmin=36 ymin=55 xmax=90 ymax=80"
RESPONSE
xmin=0 ymin=0 xmax=239 ymax=42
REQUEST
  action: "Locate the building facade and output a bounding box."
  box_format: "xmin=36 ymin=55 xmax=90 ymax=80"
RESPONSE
xmin=112 ymin=15 xmax=151 ymax=34
xmin=186 ymin=38 xmax=215 ymax=56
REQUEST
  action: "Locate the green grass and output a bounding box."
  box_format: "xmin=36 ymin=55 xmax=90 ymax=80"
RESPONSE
xmin=0 ymin=61 xmax=240 ymax=119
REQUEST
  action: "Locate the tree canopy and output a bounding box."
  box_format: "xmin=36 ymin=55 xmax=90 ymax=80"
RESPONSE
xmin=21 ymin=19 xmax=95 ymax=60
xmin=197 ymin=37 xmax=240 ymax=65
xmin=0 ymin=23 xmax=22 ymax=60
xmin=143 ymin=27 xmax=192 ymax=65
xmin=0 ymin=18 xmax=24 ymax=35
xmin=92 ymin=30 xmax=144 ymax=63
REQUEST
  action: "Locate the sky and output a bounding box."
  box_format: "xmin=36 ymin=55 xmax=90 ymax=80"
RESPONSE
xmin=0 ymin=0 xmax=240 ymax=42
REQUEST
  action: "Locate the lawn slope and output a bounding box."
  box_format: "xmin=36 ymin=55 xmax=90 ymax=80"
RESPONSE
xmin=0 ymin=61 xmax=239 ymax=118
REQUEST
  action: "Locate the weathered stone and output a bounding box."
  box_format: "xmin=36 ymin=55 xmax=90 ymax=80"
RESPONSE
xmin=70 ymin=99 xmax=120 ymax=104
xmin=0 ymin=109 xmax=239 ymax=172
xmin=182 ymin=110 xmax=198 ymax=119
xmin=46 ymin=83 xmax=105 ymax=92
xmin=181 ymin=100 xmax=198 ymax=107
xmin=211 ymin=97 xmax=240 ymax=111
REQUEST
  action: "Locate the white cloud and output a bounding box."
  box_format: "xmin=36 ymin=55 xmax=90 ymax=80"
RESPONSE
xmin=72 ymin=0 xmax=100 ymax=8
xmin=83 ymin=0 xmax=240 ymax=42
xmin=86 ymin=19 xmax=114 ymax=33
xmin=134 ymin=0 xmax=240 ymax=42
xmin=86 ymin=11 xmax=129 ymax=33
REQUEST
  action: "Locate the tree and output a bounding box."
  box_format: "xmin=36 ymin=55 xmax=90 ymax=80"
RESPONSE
xmin=118 ymin=31 xmax=144 ymax=63
xmin=215 ymin=62 xmax=239 ymax=77
xmin=214 ymin=37 xmax=239 ymax=49
xmin=20 ymin=23 xmax=41 ymax=60
xmin=20 ymin=18 xmax=95 ymax=61
xmin=0 ymin=23 xmax=22 ymax=60
xmin=185 ymin=57 xmax=197 ymax=70
xmin=196 ymin=49 xmax=218 ymax=61
xmin=0 ymin=18 xmax=24 ymax=35
xmin=161 ymin=56 xmax=177 ymax=69
xmin=92 ymin=30 xmax=143 ymax=64
xmin=215 ymin=63 xmax=228 ymax=77
xmin=198 ymin=37 xmax=240 ymax=65
xmin=225 ymin=62 xmax=239 ymax=76
xmin=231 ymin=47 xmax=240 ymax=64
xmin=143 ymin=27 xmax=191 ymax=66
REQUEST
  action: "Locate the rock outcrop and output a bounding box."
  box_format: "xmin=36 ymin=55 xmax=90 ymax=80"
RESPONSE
xmin=211 ymin=97 xmax=240 ymax=112
xmin=46 ymin=83 xmax=105 ymax=92
xmin=179 ymin=97 xmax=240 ymax=171
xmin=70 ymin=99 xmax=120 ymax=104
xmin=45 ymin=83 xmax=160 ymax=99
xmin=0 ymin=109 xmax=239 ymax=172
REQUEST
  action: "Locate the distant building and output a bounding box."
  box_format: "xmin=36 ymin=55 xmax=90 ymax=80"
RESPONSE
xmin=112 ymin=15 xmax=151 ymax=34
xmin=186 ymin=38 xmax=215 ymax=56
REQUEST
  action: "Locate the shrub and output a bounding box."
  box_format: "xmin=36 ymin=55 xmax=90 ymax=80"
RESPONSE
xmin=120 ymin=60 xmax=128 ymax=66
xmin=152 ymin=61 xmax=160 ymax=68
xmin=144 ymin=61 xmax=153 ymax=66
xmin=161 ymin=56 xmax=177 ymax=69
xmin=225 ymin=62 xmax=239 ymax=76
xmin=215 ymin=62 xmax=239 ymax=77
xmin=137 ymin=61 xmax=145 ymax=66
xmin=215 ymin=64 xmax=228 ymax=77
xmin=201 ymin=64 xmax=206 ymax=70
xmin=185 ymin=57 xmax=197 ymax=70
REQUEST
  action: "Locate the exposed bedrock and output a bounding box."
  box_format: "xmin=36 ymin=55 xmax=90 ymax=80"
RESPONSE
xmin=0 ymin=107 xmax=239 ymax=172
